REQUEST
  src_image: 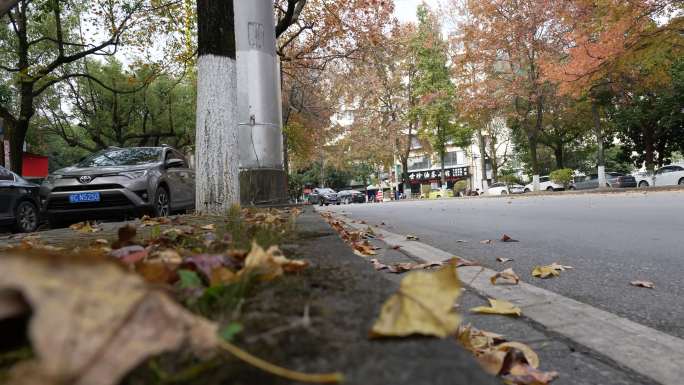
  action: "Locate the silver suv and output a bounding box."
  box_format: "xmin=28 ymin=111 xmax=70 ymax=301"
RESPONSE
xmin=41 ymin=146 xmax=195 ymax=227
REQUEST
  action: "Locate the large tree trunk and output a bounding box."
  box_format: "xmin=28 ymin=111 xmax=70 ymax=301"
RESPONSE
xmin=487 ymin=130 xmax=498 ymax=182
xmin=478 ymin=128 xmax=487 ymax=192
xmin=195 ymin=0 xmax=239 ymax=214
xmin=643 ymin=125 xmax=655 ymax=172
xmin=554 ymin=142 xmax=564 ymax=170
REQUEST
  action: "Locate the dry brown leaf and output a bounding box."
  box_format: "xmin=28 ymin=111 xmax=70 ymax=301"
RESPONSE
xmin=497 ymin=257 xmax=514 ymax=263
xmin=136 ymin=263 xmax=177 ymax=284
xmin=370 ymin=259 xmax=389 ymax=271
xmin=443 ymin=256 xmax=478 ymax=267
xmin=238 ymin=242 xmax=308 ymax=280
xmin=470 ymin=298 xmax=521 ymax=316
xmin=490 ymin=268 xmax=520 ymax=285
xmin=502 ymin=363 xmax=559 ymax=385
xmin=0 ymin=252 xmax=218 ymax=385
xmin=406 ymin=234 xmax=420 ymax=241
xmin=200 ymin=224 xmax=216 ymax=231
xmin=69 ymin=221 xmax=102 ymax=234
xmin=480 ymin=239 xmax=493 ymax=244
xmin=497 ymin=342 xmax=540 ymax=369
xmin=148 ymin=249 xmax=183 ymax=264
xmin=210 ymin=267 xmax=237 ymax=286
xmin=476 ymin=349 xmax=508 ymax=375
xmin=630 ymin=280 xmax=655 ymax=289
xmin=370 ymin=264 xmax=461 ymax=338
xmin=501 ymin=234 xmax=518 ymax=242
xmin=457 ymin=324 xmax=506 ymax=353
xmin=352 ymin=242 xmax=376 ymax=256
xmin=238 ymin=241 xmax=284 ymax=281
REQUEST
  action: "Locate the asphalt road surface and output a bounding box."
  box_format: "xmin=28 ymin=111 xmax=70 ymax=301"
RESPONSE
xmin=322 ymin=190 xmax=684 ymax=340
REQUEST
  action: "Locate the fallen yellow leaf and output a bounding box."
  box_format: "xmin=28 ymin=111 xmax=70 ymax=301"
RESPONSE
xmin=531 ymin=266 xmax=560 ymax=279
xmin=239 ymin=241 xmax=283 ymax=281
xmin=370 ymin=264 xmax=461 ymax=338
xmin=470 ymin=298 xmax=521 ymax=316
xmin=630 ymin=280 xmax=655 ymax=289
xmin=200 ymin=224 xmax=216 ymax=231
xmin=210 ymin=267 xmax=237 ymax=286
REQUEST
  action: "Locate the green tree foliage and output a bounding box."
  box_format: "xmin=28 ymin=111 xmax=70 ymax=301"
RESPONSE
xmin=34 ymin=59 xmax=195 ymax=154
xmin=411 ymin=5 xmax=469 ymax=186
xmin=549 ymin=168 xmax=573 ymax=188
xmin=611 ymin=59 xmax=684 ymax=171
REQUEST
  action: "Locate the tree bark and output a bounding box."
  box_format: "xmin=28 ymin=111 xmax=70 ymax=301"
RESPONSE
xmin=195 ymin=0 xmax=239 ymax=214
xmin=487 ymin=130 xmax=498 ymax=182
xmin=643 ymin=125 xmax=655 ymax=172
xmin=554 ymin=141 xmax=564 ymax=169
xmin=478 ymin=128 xmax=487 ymax=191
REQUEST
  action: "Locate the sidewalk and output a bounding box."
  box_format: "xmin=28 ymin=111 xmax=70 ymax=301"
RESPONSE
xmin=0 ymin=208 xmax=497 ymax=385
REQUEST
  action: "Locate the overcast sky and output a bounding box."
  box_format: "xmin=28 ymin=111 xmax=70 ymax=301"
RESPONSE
xmin=393 ymin=0 xmax=442 ymax=23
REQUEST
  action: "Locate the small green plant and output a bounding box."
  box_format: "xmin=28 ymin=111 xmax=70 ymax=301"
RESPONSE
xmin=550 ymin=168 xmax=574 ymax=189
xmin=453 ymin=180 xmax=467 ymax=193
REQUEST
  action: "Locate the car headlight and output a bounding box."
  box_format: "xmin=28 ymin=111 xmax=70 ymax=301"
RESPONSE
xmin=46 ymin=174 xmax=63 ymax=184
xmin=119 ymin=170 xmax=148 ymax=179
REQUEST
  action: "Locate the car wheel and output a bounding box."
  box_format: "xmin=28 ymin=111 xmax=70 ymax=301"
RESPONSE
xmin=13 ymin=201 xmax=39 ymax=233
xmin=153 ymin=186 xmax=171 ymax=217
xmin=639 ymin=181 xmax=649 ymax=187
xmin=501 ymin=191 xmax=508 ymax=195
xmin=546 ymin=186 xmax=554 ymax=191
xmin=569 ymin=186 xmax=575 ymax=190
xmin=679 ymin=178 xmax=684 ymax=186
xmin=523 ymin=188 xmax=530 ymax=193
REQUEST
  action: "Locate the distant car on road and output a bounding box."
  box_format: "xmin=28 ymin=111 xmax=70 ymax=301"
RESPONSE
xmin=569 ymin=172 xmax=636 ymax=190
xmin=635 ymin=165 xmax=684 ymax=187
xmin=338 ymin=189 xmax=365 ymax=204
xmin=523 ymin=176 xmax=563 ymax=193
xmin=309 ymin=188 xmax=340 ymax=206
xmin=0 ymin=165 xmax=40 ymax=233
xmin=41 ymin=146 xmax=195 ymax=227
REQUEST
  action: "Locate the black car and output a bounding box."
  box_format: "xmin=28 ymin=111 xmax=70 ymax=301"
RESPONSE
xmin=309 ymin=188 xmax=340 ymax=206
xmin=338 ymin=189 xmax=366 ymax=204
xmin=0 ymin=166 xmax=41 ymax=233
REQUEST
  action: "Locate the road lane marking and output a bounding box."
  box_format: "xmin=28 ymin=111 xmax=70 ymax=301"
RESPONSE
xmin=332 ymin=212 xmax=684 ymax=385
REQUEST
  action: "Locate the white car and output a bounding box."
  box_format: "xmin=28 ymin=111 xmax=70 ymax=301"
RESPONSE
xmin=523 ymin=176 xmax=563 ymax=192
xmin=636 ymin=165 xmax=684 ymax=187
xmin=486 ymin=182 xmax=511 ymax=195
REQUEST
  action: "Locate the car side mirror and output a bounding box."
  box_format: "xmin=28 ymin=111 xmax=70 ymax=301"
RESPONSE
xmin=165 ymin=158 xmax=185 ymax=169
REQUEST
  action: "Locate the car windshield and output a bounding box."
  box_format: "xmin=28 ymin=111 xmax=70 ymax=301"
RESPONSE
xmin=77 ymin=148 xmax=162 ymax=167
xmin=319 ymin=188 xmax=335 ymax=194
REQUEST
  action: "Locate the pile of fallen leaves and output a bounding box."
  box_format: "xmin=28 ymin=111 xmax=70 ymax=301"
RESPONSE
xmin=0 ymin=208 xmax=344 ymax=385
xmin=321 ymin=213 xmax=478 ymax=274
xmin=369 ymin=262 xmax=558 ymax=385
xmin=321 ymin=212 xmax=559 ymax=384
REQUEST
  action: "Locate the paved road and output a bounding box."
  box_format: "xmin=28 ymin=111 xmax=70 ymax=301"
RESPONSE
xmin=322 ymin=190 xmax=684 ymax=340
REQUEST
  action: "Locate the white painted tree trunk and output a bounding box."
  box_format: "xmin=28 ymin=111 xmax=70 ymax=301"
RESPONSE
xmin=195 ymin=54 xmax=240 ymax=214
xmin=533 ymin=174 xmax=540 ymax=192
xmin=597 ymin=165 xmax=606 ymax=189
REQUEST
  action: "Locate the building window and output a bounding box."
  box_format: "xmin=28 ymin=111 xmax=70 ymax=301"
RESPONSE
xmin=408 ymin=156 xmax=430 ymax=171
xmin=441 ymin=151 xmax=464 ymax=167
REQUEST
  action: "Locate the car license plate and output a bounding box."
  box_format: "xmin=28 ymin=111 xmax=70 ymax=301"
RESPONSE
xmin=69 ymin=192 xmax=101 ymax=203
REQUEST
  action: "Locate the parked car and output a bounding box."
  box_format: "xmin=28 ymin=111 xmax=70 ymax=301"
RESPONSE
xmin=338 ymin=189 xmax=365 ymax=204
xmin=309 ymin=188 xmax=340 ymax=206
xmin=486 ymin=182 xmax=510 ymax=195
xmin=0 ymin=166 xmax=41 ymax=233
xmin=41 ymin=146 xmax=195 ymax=227
xmin=569 ymin=172 xmax=636 ymax=190
xmin=636 ymin=165 xmax=684 ymax=187
xmin=634 ymin=171 xmax=653 ymax=188
xmin=523 ymin=176 xmax=563 ymax=193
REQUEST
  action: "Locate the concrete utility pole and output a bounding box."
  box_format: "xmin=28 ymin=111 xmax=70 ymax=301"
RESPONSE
xmin=195 ymin=0 xmax=240 ymax=214
xmin=235 ymin=0 xmax=288 ymax=205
